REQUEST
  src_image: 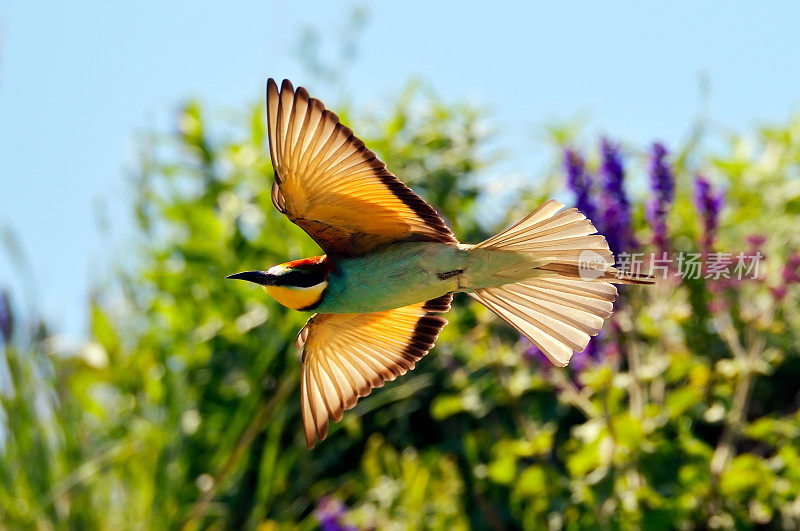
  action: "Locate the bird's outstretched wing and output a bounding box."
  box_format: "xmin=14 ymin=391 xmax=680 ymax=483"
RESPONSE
xmin=266 ymin=78 xmax=456 ymax=256
xmin=296 ymin=294 xmax=452 ymax=448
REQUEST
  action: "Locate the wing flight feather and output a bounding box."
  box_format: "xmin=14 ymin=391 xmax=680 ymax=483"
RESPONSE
xmin=267 ymin=78 xmax=456 ymax=255
xmin=297 ymin=294 xmax=452 ymax=448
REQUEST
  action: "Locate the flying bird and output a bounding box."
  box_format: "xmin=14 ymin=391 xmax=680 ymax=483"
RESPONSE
xmin=228 ymin=79 xmax=654 ymax=448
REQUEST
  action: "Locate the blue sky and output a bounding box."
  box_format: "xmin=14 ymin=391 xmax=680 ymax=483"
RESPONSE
xmin=1 ymin=1 xmax=799 ymax=338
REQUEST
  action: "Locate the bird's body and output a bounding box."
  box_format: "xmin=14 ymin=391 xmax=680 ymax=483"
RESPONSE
xmin=312 ymin=242 xmax=543 ymax=313
xmin=317 ymin=242 xmax=463 ymax=313
xmin=227 ymin=79 xmax=655 ymax=448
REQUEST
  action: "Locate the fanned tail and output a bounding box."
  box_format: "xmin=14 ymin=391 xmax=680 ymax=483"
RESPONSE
xmin=469 ymin=200 xmax=654 ymax=367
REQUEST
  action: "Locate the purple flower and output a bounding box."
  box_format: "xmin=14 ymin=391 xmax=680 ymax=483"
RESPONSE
xmin=0 ymin=290 xmax=12 ymax=344
xmin=782 ymin=252 xmax=800 ymax=284
xmin=770 ymin=285 xmax=788 ymax=301
xmin=746 ymin=234 xmax=767 ymax=250
xmin=564 ymin=148 xmax=598 ymax=223
xmin=570 ymin=334 xmax=602 ymax=374
xmin=599 ymin=138 xmax=637 ymax=256
xmin=694 ymin=176 xmax=723 ymax=255
xmin=787 ymin=252 xmax=800 ymax=270
xmin=707 ymin=278 xmax=731 ymax=314
xmin=524 ymin=334 xmax=601 ymax=389
xmin=646 ymin=143 xmax=675 ymax=255
xmin=523 ymin=341 xmax=547 ymax=364
xmin=314 ymin=497 xmax=356 ymax=531
xmin=524 ymin=334 xmax=603 ymax=374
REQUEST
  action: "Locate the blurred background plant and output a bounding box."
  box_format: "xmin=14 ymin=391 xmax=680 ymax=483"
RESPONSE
xmin=4 ymin=11 xmax=800 ymax=531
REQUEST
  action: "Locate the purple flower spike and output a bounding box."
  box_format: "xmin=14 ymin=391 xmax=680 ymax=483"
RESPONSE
xmin=599 ymin=138 xmax=637 ymax=255
xmin=315 ymin=497 xmax=356 ymax=531
xmin=564 ymin=148 xmax=598 ymax=223
xmin=646 ymin=143 xmax=675 ymax=254
xmin=787 ymin=252 xmax=800 ymax=270
xmin=600 ymin=139 xmax=625 ymax=200
xmin=570 ymin=334 xmax=601 ymax=374
xmin=0 ymin=290 xmax=12 ymax=344
xmin=522 ymin=337 xmax=552 ymax=368
xmin=782 ymin=252 xmax=800 ymax=284
xmin=770 ymin=285 xmax=788 ymax=301
xmin=746 ymin=234 xmax=767 ymax=250
xmin=524 ymin=333 xmax=604 ymax=376
xmin=694 ymin=176 xmax=724 ymax=255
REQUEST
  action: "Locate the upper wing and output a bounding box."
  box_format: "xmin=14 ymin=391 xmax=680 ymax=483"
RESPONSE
xmin=296 ymin=294 xmax=452 ymax=448
xmin=267 ymin=78 xmax=456 ymax=256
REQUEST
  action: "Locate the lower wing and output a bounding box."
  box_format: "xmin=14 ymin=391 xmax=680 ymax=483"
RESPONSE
xmin=296 ymin=294 xmax=452 ymax=448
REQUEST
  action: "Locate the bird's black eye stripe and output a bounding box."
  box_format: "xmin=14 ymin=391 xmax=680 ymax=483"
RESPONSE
xmin=280 ymin=269 xmax=325 ymax=288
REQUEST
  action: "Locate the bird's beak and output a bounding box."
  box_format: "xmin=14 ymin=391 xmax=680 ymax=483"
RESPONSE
xmin=226 ymin=271 xmax=272 ymax=285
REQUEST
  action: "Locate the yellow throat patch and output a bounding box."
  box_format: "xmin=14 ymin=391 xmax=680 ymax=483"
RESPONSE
xmin=264 ymin=282 xmax=327 ymax=310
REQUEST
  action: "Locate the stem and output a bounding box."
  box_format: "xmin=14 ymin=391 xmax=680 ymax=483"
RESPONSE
xmin=546 ymin=369 xmax=600 ymax=419
xmin=709 ymin=368 xmax=753 ymax=477
xmin=710 ymin=329 xmax=763 ymax=477
xmin=708 ymin=321 xmax=765 ymax=518
xmin=625 ymin=339 xmax=645 ymax=420
xmin=180 ymin=375 xmax=296 ymax=530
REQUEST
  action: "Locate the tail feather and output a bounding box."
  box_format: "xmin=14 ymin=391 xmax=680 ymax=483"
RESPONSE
xmin=537 ymin=263 xmax=656 ymax=285
xmin=469 ymin=282 xmax=607 ymax=366
xmin=469 ymin=200 xmax=654 ymax=367
xmin=498 ymin=235 xmax=611 ymax=252
xmin=477 ymin=201 xmax=578 ymax=249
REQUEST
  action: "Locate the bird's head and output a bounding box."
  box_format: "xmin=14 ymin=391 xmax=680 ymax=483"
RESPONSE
xmin=227 ymin=256 xmax=329 ymax=310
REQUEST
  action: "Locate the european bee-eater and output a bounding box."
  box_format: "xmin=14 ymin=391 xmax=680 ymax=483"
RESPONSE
xmin=228 ymin=79 xmax=654 ymax=448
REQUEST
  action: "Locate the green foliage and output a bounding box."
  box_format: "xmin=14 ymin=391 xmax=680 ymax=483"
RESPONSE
xmin=3 ymin=81 xmax=800 ymax=529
